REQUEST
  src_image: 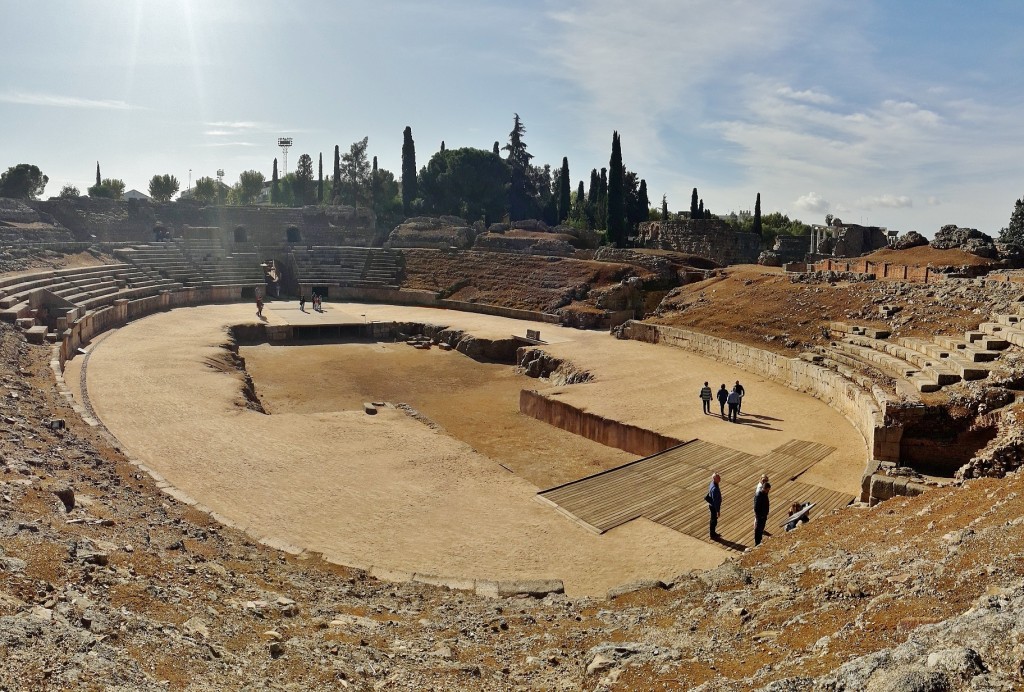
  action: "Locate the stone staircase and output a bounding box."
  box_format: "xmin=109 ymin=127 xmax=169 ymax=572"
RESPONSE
xmin=808 ymin=321 xmax=1002 ymax=397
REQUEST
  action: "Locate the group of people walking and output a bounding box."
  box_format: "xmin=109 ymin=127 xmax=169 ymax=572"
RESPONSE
xmin=699 ymin=380 xmax=745 ymax=422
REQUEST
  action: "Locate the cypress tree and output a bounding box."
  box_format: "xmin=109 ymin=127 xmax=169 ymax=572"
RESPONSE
xmin=638 ymin=179 xmax=649 ymax=223
xmin=558 ymin=157 xmax=571 ymax=224
xmin=440 ymin=140 xmax=445 ymax=153
xmin=690 ymin=188 xmax=699 ymax=218
xmin=271 ymin=158 xmax=279 ymax=204
xmin=95 ymin=162 xmax=101 ymax=187
xmin=493 ymin=141 xmax=500 ymax=156
xmin=661 ymin=194 xmax=669 ymax=221
xmin=332 ymin=145 xmax=341 ymax=203
xmin=699 ymin=199 xmax=704 ymax=219
xmin=607 ymin=131 xmax=626 ymax=247
xmin=317 ymin=153 xmax=324 ymax=203
xmin=401 ymin=126 xmax=417 ymax=214
xmin=753 ymin=192 xmax=762 ymax=237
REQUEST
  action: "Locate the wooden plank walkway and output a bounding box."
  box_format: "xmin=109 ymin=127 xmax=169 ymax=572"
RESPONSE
xmin=537 ymin=438 xmax=854 ymax=552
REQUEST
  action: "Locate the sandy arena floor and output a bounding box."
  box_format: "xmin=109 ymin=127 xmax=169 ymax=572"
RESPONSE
xmin=68 ymin=302 xmax=866 ymax=595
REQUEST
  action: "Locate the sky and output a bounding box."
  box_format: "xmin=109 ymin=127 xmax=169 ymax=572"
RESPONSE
xmin=2 ymin=0 xmax=1023 ymax=237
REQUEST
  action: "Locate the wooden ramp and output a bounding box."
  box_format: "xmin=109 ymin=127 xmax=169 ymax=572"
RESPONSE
xmin=537 ymin=439 xmax=854 ymax=552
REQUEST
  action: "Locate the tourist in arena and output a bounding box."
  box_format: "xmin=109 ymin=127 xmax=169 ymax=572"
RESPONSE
xmin=727 ymin=386 xmax=741 ymax=422
xmin=734 ymin=380 xmax=746 ymax=413
xmin=716 ymin=383 xmax=729 ymax=418
xmin=706 ymin=473 xmax=722 ymax=540
xmin=699 ymin=381 xmax=713 ymax=414
xmin=753 ymin=481 xmax=770 ymax=546
xmin=299 ymin=294 xmax=306 ymax=312
xmin=785 ymin=502 xmax=811 ymax=532
xmin=255 ymin=293 xmax=264 ymax=318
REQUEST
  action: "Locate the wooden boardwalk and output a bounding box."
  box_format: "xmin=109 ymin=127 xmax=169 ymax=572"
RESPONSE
xmin=537 ymin=439 xmax=854 ymax=552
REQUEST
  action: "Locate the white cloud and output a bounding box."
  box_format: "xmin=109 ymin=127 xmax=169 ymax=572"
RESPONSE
xmin=777 ymin=86 xmax=835 ymax=105
xmin=0 ymin=91 xmax=133 ymax=110
xmin=857 ymin=194 xmax=913 ymax=209
xmin=927 ymin=196 xmax=942 ymax=206
xmin=206 ymin=121 xmax=264 ymax=129
xmin=794 ymin=192 xmax=831 ymax=214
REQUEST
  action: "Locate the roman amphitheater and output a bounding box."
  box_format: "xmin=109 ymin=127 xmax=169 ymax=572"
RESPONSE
xmin=3 ymin=198 xmax=1024 ymax=690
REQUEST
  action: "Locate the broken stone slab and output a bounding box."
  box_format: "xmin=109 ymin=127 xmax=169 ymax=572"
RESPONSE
xmin=363 ymin=402 xmax=377 ymax=415
xmin=606 ymin=579 xmax=669 ymax=600
xmin=411 ymin=573 xmax=476 ymax=592
xmin=475 ymin=579 xmax=564 ymax=599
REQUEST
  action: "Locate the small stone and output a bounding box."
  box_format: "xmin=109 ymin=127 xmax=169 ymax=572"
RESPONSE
xmin=586 ymin=654 xmax=615 ymax=676
xmin=429 ymin=645 xmax=453 ymax=660
xmin=51 ymin=486 xmax=74 ymax=512
xmin=268 ymin=641 xmax=285 ymax=658
xmin=262 ymin=630 xmax=282 ymax=641
xmin=183 ymin=617 xmax=209 ymax=639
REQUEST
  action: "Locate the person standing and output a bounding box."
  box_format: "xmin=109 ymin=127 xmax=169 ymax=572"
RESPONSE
xmin=727 ymin=386 xmax=741 ymax=422
xmin=706 ymin=473 xmax=722 ymax=540
xmin=734 ymin=380 xmax=746 ymax=414
xmin=699 ymin=382 xmax=713 ymax=415
xmin=716 ymin=384 xmax=729 ymax=418
xmin=255 ymin=293 xmax=264 ymax=318
xmin=299 ymin=295 xmax=306 ymax=312
xmin=753 ymin=481 xmax=770 ymax=546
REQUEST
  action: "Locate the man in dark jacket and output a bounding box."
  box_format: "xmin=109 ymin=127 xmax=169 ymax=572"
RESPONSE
xmin=753 ymin=481 xmax=770 ymax=546
xmin=707 ymin=473 xmax=722 ymax=540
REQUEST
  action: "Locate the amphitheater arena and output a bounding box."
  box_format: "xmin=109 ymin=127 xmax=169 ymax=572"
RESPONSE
xmin=3 ymin=200 xmax=1024 ymax=689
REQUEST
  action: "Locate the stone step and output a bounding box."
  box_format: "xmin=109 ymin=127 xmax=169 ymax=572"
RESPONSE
xmin=845 ymin=335 xmax=961 ymax=384
xmin=933 ymin=335 xmax=1001 ymax=362
xmin=895 ymin=337 xmax=989 ymax=380
xmin=965 ymin=330 xmax=1009 ymax=351
xmin=978 ymin=322 xmax=1024 ymax=348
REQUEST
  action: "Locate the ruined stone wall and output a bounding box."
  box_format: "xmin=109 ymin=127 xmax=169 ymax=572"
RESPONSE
xmin=636 ymin=220 xmax=761 ymax=265
xmin=32 ymin=198 xmax=376 ymax=246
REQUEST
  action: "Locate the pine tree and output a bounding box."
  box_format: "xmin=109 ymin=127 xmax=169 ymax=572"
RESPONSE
xmin=558 ymin=157 xmax=571 ymax=224
xmin=401 ymin=126 xmax=417 ymax=214
xmin=661 ymin=194 xmax=669 ymax=221
xmin=607 ymin=131 xmax=626 ymax=247
xmin=271 ymin=158 xmax=279 ymax=204
xmin=503 ymin=113 xmax=534 ymax=221
xmin=691 ymin=188 xmax=699 ymax=219
xmin=1000 ymin=196 xmax=1024 ymax=245
xmin=753 ymin=192 xmax=762 ymax=237
xmin=317 ymin=153 xmax=324 ymax=204
xmin=332 ymin=145 xmax=341 ymax=203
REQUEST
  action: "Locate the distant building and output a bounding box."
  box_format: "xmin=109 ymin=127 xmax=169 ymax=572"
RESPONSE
xmin=123 ymin=189 xmax=151 ymax=201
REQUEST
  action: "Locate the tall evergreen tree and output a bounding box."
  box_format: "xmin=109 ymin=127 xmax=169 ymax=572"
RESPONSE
xmin=753 ymin=192 xmax=762 ymax=237
xmin=401 ymin=126 xmax=417 ymax=214
xmin=503 ymin=113 xmax=533 ymax=221
xmin=317 ymin=153 xmax=324 ymax=203
xmin=271 ymin=158 xmax=279 ymax=204
xmin=661 ymin=194 xmax=669 ymax=221
xmin=699 ymin=199 xmax=704 ymax=219
xmin=557 ymin=157 xmax=571 ymax=224
xmin=607 ymin=131 xmax=626 ymax=247
xmin=295 ymin=153 xmax=314 ymax=206
xmin=1000 ymin=196 xmax=1024 ymax=245
xmin=493 ymin=141 xmax=500 ymax=156
xmin=332 ymin=145 xmax=341 ymax=203
xmin=371 ymin=156 xmax=379 ymax=206
xmin=440 ymin=140 xmax=445 ymax=153
xmin=690 ymin=188 xmax=699 ymax=219
xmin=95 ymin=162 xmax=100 ymax=187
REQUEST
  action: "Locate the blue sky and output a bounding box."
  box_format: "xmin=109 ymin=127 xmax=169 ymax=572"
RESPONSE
xmin=2 ymin=0 xmax=1022 ymax=237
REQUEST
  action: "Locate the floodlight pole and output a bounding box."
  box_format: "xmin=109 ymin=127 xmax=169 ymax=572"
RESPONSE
xmin=277 ymin=137 xmax=293 ymax=176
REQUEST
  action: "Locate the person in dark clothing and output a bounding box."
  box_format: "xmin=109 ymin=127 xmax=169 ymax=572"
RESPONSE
xmin=734 ymin=380 xmax=746 ymax=413
xmin=727 ymin=387 xmax=741 ymax=422
xmin=716 ymin=384 xmax=729 ymax=418
xmin=753 ymin=481 xmax=770 ymax=546
xmin=699 ymin=382 xmax=713 ymax=415
xmin=706 ymin=473 xmax=722 ymax=540
xmin=299 ymin=295 xmax=306 ymax=312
